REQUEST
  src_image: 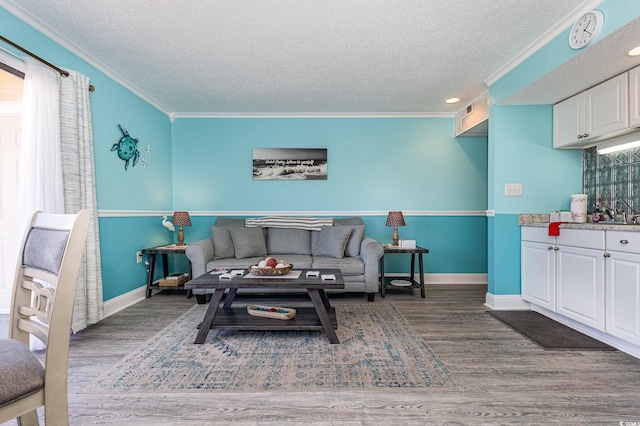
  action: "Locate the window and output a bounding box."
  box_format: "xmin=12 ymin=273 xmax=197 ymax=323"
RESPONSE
xmin=0 ymin=66 xmax=23 ymax=312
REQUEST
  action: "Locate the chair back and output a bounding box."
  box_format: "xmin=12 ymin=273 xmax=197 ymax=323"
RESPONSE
xmin=8 ymin=210 xmax=90 ymax=402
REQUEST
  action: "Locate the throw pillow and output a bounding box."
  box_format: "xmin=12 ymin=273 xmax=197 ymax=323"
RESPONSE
xmin=210 ymin=226 xmax=235 ymax=259
xmin=336 ymin=224 xmax=365 ymax=257
xmin=266 ymin=227 xmax=312 ymax=255
xmin=229 ymin=226 xmax=268 ymax=259
xmin=312 ymin=225 xmax=352 ymax=259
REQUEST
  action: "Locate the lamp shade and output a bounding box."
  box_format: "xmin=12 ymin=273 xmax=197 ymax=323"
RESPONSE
xmin=171 ymin=211 xmax=192 ymax=227
xmin=385 ymin=211 xmax=405 ymax=227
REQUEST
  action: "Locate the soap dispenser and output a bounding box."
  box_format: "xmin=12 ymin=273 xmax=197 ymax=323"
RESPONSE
xmin=592 ymin=201 xmax=603 ymax=223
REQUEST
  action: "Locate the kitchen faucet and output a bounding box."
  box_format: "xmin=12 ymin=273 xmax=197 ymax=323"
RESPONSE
xmin=603 ymin=204 xmax=616 ymax=220
xmin=616 ymin=199 xmax=638 ymax=224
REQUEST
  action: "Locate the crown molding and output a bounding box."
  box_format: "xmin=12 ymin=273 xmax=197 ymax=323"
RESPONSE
xmin=0 ymin=0 xmax=171 ymax=115
xmin=485 ymin=0 xmax=605 ymax=87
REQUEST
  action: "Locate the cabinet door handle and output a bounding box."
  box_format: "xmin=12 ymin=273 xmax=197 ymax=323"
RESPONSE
xmin=547 ymin=245 xmax=554 ymax=250
xmin=582 ymin=133 xmax=589 ymax=138
xmin=604 ymin=252 xmax=611 ymax=258
xmin=553 ymin=246 xmax=559 ymax=251
xmin=620 ymin=239 xmax=629 ymax=244
xmin=577 ymin=134 xmax=583 ymax=139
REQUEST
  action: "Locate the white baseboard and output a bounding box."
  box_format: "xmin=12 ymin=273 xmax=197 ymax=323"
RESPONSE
xmin=484 ymin=292 xmax=531 ymax=310
xmin=103 ymin=285 xmax=148 ymax=318
xmin=384 ymin=273 xmax=487 ymax=285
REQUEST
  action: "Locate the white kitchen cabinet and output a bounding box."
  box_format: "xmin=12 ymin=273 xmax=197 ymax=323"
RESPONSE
xmin=556 ymin=244 xmax=605 ymax=331
xmin=521 ymin=227 xmax=605 ymax=331
xmin=554 ymin=73 xmax=629 ymax=148
xmin=605 ymin=231 xmax=640 ymax=346
xmin=553 ymin=94 xmax=584 ymax=148
xmin=521 ymin=227 xmax=556 ymax=311
xmin=521 ymin=241 xmax=556 ymax=310
xmin=630 ymin=65 xmax=640 ymax=128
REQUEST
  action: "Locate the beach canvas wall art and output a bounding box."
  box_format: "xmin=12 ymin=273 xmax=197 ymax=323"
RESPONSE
xmin=253 ymin=148 xmax=328 ymax=180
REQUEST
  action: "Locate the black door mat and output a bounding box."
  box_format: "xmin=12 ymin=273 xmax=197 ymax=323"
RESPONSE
xmin=486 ymin=310 xmax=615 ymax=351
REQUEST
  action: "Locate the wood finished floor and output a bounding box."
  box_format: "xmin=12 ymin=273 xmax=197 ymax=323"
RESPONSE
xmin=3 ymin=284 xmax=640 ymax=425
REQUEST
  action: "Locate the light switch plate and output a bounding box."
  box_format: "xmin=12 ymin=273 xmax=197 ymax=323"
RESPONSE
xmin=505 ymin=183 xmax=523 ymax=196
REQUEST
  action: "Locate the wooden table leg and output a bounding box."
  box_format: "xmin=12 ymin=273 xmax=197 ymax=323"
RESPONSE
xmin=308 ymin=288 xmax=339 ymax=344
xmin=419 ymin=253 xmax=425 ymax=298
xmin=223 ymin=288 xmax=237 ymax=308
xmin=161 ymin=253 xmax=169 ymax=279
xmin=317 ymin=288 xmax=332 ymax=312
xmin=379 ymin=256 xmax=386 ymax=298
xmin=194 ymin=288 xmax=225 ymax=344
xmin=410 ymin=253 xmax=415 ymax=283
xmin=146 ymin=253 xmax=156 ymax=298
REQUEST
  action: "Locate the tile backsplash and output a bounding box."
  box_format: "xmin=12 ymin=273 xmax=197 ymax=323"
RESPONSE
xmin=583 ymin=146 xmax=640 ymax=214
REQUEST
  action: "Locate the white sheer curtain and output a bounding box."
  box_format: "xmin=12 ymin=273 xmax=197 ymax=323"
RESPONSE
xmin=17 ymin=57 xmax=63 ymax=216
xmin=60 ymin=70 xmax=104 ymax=331
xmin=17 ymin=58 xmax=62 ymax=350
xmin=18 ymin=58 xmax=103 ymax=334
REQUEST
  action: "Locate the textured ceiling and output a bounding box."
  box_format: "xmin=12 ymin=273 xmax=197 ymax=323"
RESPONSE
xmin=1 ymin=0 xmax=606 ymax=115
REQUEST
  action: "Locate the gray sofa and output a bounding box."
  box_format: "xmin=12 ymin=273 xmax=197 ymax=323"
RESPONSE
xmin=185 ymin=216 xmax=384 ymax=303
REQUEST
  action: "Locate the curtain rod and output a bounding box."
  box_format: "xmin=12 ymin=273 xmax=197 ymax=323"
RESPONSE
xmin=0 ymin=34 xmax=95 ymax=92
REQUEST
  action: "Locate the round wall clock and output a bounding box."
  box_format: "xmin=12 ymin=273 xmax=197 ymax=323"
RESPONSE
xmin=569 ymin=10 xmax=604 ymax=49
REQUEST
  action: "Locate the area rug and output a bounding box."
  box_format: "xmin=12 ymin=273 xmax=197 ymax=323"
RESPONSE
xmin=82 ymin=303 xmax=456 ymax=393
xmin=486 ymin=310 xmax=615 ymax=351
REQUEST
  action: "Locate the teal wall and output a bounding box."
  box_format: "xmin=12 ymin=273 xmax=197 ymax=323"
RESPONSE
xmin=172 ymin=118 xmax=487 ymax=211
xmin=173 ymin=117 xmax=489 ymax=279
xmin=1 ymin=7 xmax=173 ymax=301
xmin=487 ymin=0 xmax=640 ymax=297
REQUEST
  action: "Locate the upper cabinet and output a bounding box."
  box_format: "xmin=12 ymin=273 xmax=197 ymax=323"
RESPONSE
xmin=554 ymin=73 xmax=629 ymax=148
xmin=455 ymin=92 xmax=488 ymax=137
xmin=630 ymin=65 xmax=640 ymax=128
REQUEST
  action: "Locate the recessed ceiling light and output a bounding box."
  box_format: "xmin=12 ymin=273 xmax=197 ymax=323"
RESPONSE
xmin=445 ymin=97 xmax=460 ymax=104
xmin=628 ymin=45 xmax=640 ymax=56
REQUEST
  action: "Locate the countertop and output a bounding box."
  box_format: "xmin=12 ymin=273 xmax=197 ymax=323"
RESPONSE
xmin=519 ymin=214 xmax=640 ymax=232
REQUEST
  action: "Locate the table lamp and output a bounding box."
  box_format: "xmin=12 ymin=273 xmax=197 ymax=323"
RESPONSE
xmin=386 ymin=211 xmax=405 ymax=246
xmin=172 ymin=211 xmax=192 ymax=246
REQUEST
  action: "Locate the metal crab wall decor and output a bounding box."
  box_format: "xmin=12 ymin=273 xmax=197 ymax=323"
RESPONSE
xmin=111 ymin=124 xmax=140 ymax=170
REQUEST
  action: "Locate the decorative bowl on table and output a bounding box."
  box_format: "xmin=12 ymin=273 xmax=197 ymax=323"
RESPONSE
xmin=248 ymin=262 xmax=293 ymax=276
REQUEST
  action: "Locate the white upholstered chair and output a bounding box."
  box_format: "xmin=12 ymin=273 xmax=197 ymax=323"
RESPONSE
xmin=0 ymin=210 xmax=90 ymax=426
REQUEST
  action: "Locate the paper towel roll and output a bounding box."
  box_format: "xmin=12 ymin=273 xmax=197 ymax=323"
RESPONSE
xmin=570 ymin=194 xmax=588 ymax=223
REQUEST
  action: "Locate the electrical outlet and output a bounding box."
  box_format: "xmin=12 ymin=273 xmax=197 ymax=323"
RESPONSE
xmin=505 ymin=183 xmax=523 ymax=196
xmin=136 ymin=251 xmax=142 ymax=264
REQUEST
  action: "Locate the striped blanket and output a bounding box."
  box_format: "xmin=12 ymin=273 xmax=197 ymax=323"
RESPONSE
xmin=245 ymin=216 xmax=334 ymax=231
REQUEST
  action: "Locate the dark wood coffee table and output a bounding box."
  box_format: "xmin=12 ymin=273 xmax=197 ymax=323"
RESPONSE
xmin=185 ymin=269 xmax=345 ymax=344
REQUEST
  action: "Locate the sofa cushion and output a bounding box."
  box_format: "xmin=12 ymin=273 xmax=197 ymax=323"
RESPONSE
xmin=229 ymin=226 xmax=268 ymax=259
xmin=210 ymin=226 xmax=235 ymax=259
xmin=336 ymin=224 xmax=365 ymax=257
xmin=312 ymin=256 xmax=365 ymax=275
xmin=266 ymin=228 xmax=311 ymax=255
xmin=312 ymin=225 xmax=352 ymax=259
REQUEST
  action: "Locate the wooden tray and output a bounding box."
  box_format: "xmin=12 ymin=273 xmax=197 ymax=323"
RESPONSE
xmin=247 ymin=305 xmax=296 ymax=320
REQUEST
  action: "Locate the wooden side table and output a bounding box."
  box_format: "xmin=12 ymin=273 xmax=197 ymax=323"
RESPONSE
xmin=379 ymin=245 xmax=429 ymax=298
xmin=141 ymin=244 xmax=192 ymax=298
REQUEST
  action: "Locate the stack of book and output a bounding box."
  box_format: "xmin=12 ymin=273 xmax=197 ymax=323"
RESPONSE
xmin=159 ymin=272 xmax=189 ymax=287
